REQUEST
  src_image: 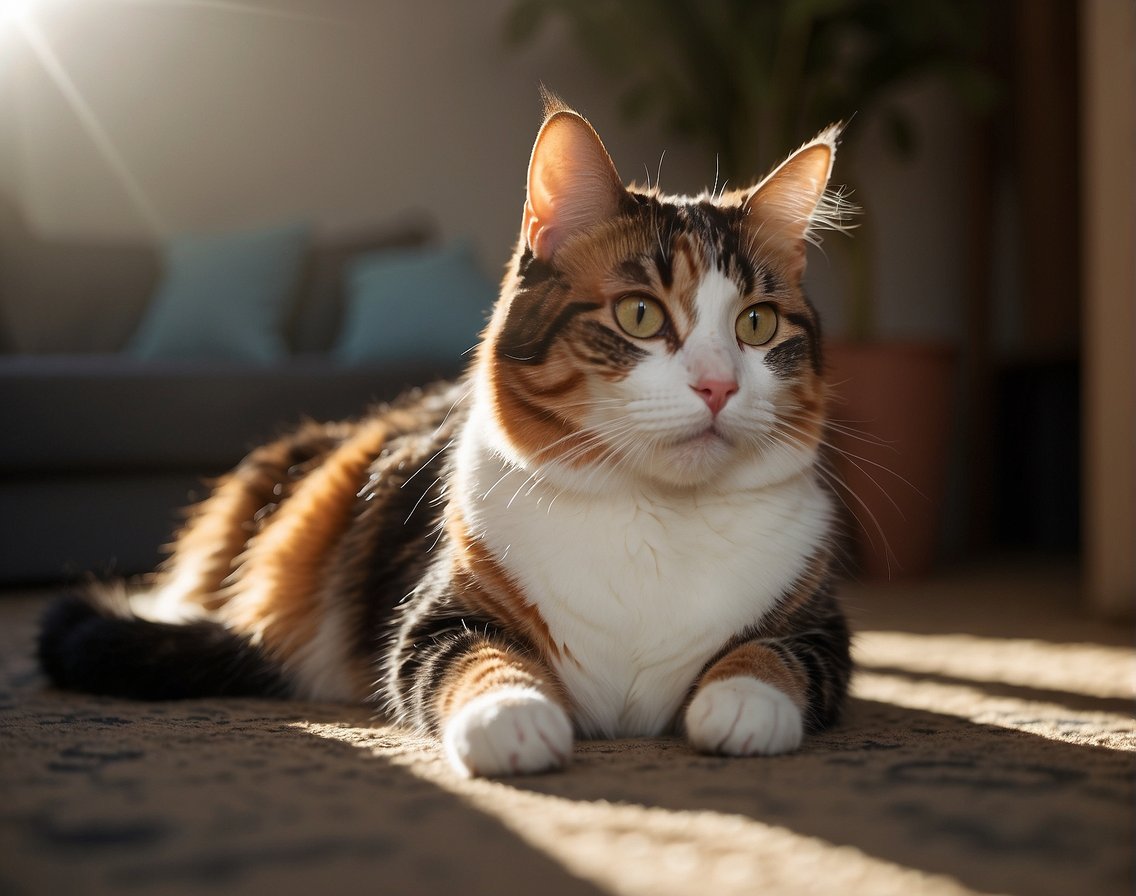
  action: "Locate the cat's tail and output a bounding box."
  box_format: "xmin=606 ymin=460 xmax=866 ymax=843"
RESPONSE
xmin=37 ymin=587 xmax=288 ymax=700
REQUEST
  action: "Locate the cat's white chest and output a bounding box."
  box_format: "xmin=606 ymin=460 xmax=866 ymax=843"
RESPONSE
xmin=457 ymin=431 xmax=830 ymax=738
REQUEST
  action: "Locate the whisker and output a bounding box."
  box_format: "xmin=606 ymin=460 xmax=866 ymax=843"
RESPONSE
xmin=776 ymin=416 xmax=922 ymax=504
xmin=435 ymin=383 xmax=474 ymax=434
xmin=768 ymin=427 xmax=897 ymax=575
xmin=823 ymin=419 xmax=896 ymax=450
xmin=404 ymin=476 xmax=443 ymax=525
xmin=400 ymin=439 xmax=454 ymax=491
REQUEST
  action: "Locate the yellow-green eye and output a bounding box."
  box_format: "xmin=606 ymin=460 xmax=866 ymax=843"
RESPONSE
xmin=614 ymin=295 xmax=667 ymax=339
xmin=736 ymin=303 xmax=778 ymax=346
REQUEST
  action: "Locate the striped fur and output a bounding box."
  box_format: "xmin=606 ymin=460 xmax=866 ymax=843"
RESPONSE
xmin=38 ymin=100 xmax=853 ymax=777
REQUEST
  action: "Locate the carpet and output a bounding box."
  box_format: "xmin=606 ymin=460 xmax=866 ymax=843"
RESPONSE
xmin=1 ymin=562 xmax=1132 ymax=896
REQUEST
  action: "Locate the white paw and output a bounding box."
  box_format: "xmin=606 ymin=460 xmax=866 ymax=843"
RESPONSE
xmin=685 ymin=676 xmax=804 ymax=756
xmin=443 ymin=687 xmax=573 ymax=778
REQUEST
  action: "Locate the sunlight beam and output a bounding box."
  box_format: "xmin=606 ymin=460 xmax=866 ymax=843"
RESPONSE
xmin=16 ymin=13 xmax=166 ymax=236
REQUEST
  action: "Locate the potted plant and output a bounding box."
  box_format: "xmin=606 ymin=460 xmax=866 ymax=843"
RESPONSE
xmin=505 ymin=0 xmax=1000 ymax=578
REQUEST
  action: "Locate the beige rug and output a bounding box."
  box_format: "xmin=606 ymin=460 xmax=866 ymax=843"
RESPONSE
xmin=1 ymin=562 xmax=1132 ymax=896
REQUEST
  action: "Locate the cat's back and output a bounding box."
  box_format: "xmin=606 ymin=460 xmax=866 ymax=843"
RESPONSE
xmin=145 ymin=378 xmax=470 ymax=699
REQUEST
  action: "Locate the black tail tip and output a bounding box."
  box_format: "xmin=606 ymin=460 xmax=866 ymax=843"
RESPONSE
xmin=37 ymin=592 xmax=111 ymax=691
xmin=36 ymin=588 xmax=288 ymax=701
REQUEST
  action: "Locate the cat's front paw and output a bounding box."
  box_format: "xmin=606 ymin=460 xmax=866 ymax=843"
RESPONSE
xmin=685 ymin=676 xmax=804 ymax=756
xmin=443 ymin=687 xmax=573 ymax=778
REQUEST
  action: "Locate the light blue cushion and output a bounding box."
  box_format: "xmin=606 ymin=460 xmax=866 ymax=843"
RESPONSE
xmin=334 ymin=242 xmax=494 ymax=364
xmin=128 ymin=221 xmax=309 ymax=363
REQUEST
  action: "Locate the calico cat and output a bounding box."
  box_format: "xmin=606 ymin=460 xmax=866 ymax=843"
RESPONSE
xmin=39 ymin=97 xmax=853 ymax=778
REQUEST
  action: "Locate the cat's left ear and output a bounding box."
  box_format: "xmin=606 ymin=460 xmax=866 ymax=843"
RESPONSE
xmin=523 ymin=108 xmax=625 ymax=261
xmin=743 ymin=124 xmax=842 ymax=278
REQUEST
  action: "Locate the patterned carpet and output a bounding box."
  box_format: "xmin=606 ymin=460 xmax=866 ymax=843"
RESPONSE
xmin=1 ymin=562 xmax=1132 ymax=896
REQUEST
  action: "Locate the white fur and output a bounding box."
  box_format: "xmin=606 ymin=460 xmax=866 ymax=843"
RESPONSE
xmin=132 ymin=578 xmax=210 ymax=624
xmin=685 ymin=676 xmax=804 ymax=755
xmin=289 ymin=601 xmax=361 ymax=702
xmin=444 ymin=685 xmax=573 ymax=777
xmin=457 ymin=420 xmax=828 ymax=737
xmin=454 ymin=266 xmax=830 ymax=739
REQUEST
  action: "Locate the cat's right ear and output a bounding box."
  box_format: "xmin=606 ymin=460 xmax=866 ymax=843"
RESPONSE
xmin=523 ymin=110 xmax=624 ymax=261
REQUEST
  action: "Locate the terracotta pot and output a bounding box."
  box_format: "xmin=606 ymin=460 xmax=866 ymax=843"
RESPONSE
xmin=824 ymin=341 xmax=957 ymax=580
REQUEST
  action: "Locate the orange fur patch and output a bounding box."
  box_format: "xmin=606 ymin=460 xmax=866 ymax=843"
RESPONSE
xmin=220 ymin=417 xmax=395 ymax=682
xmin=490 ymin=368 xmax=591 ymax=466
xmin=434 ymin=642 xmax=568 ymax=724
xmin=698 ymin=641 xmax=808 ymax=710
xmin=155 ymin=423 xmax=353 ymax=614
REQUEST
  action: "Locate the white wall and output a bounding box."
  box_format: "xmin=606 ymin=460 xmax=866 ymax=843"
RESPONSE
xmin=1 ymin=0 xmax=976 ymax=342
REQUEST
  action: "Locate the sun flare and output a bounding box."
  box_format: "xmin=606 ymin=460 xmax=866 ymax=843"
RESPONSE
xmin=2 ymin=0 xmax=339 ymax=236
xmin=1 ymin=0 xmax=33 ymax=26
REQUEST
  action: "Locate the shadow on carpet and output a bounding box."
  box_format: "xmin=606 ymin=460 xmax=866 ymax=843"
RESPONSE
xmin=2 ymin=567 xmax=1132 ymax=896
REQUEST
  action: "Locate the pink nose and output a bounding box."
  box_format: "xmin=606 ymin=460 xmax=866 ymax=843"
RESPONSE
xmin=691 ymin=379 xmax=738 ymax=416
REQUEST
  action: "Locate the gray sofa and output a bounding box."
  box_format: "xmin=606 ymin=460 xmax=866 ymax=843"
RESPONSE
xmin=0 ymin=210 xmax=467 ymax=583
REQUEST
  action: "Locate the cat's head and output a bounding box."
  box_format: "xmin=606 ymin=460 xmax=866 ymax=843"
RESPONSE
xmin=477 ymin=98 xmax=851 ymax=493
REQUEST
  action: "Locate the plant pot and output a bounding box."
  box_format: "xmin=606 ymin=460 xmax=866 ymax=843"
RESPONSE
xmin=824 ymin=341 xmax=958 ymax=580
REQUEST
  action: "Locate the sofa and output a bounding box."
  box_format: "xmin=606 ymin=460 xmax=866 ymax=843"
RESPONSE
xmin=0 ymin=207 xmax=490 ymax=583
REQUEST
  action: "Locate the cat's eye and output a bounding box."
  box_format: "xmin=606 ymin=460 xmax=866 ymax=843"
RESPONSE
xmin=735 ymin=303 xmax=779 ymax=346
xmin=614 ymin=295 xmax=667 ymax=339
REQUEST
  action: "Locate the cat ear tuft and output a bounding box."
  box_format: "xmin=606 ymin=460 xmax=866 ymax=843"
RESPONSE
xmin=523 ymin=107 xmax=625 ymax=261
xmin=743 ymin=123 xmax=853 ymax=276
xmin=538 ymin=85 xmax=572 ymax=120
